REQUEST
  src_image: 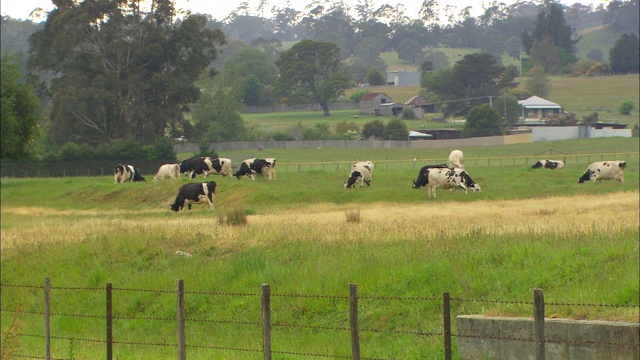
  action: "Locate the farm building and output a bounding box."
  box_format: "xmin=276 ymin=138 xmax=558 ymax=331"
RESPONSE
xmin=359 ymin=92 xmax=393 ymax=115
xmin=518 ymin=96 xmax=563 ymax=121
xmin=386 ymin=70 xmax=421 ymax=86
xmin=405 ymin=95 xmax=436 ymax=119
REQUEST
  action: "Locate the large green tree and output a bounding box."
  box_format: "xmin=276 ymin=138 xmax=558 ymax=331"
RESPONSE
xmin=28 ymin=0 xmax=225 ymax=146
xmin=461 ymin=104 xmax=503 ymax=138
xmin=1 ymin=55 xmax=41 ymax=159
xmin=609 ymin=33 xmax=640 ymax=74
xmin=422 ymin=53 xmax=517 ymax=118
xmin=275 ymin=39 xmax=350 ymax=116
xmin=521 ymin=3 xmax=579 ymax=71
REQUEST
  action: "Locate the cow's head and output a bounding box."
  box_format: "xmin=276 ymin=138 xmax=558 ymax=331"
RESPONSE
xmin=170 ymin=203 xmax=181 ymax=212
xmin=412 ymin=167 xmax=429 ymax=189
xmin=459 ymin=171 xmax=481 ymax=192
xmin=345 ymin=171 xmax=362 ymax=188
xmin=578 ymin=169 xmax=593 ymax=183
xmin=531 ymin=161 xmax=544 ymax=169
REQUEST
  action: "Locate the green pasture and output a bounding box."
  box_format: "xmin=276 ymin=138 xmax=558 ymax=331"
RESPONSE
xmin=247 ymin=74 xmax=639 ymax=132
xmin=2 ymin=138 xmax=639 ymax=358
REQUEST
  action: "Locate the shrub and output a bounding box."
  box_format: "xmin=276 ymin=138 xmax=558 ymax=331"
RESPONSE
xmin=271 ymin=131 xmax=295 ymax=141
xmin=58 ymin=142 xmax=82 ymax=162
xmin=219 ymin=207 xmax=248 ymax=226
xmin=402 ymin=108 xmax=417 ymax=119
xmin=619 ymin=100 xmax=636 ymax=115
xmin=362 ymin=120 xmax=385 ymax=139
xmin=349 ymin=90 xmax=369 ymax=102
xmin=345 ymin=209 xmax=361 ymax=223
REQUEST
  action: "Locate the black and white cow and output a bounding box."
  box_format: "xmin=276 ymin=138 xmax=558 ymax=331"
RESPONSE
xmin=411 ymin=164 xmax=450 ymax=189
xmin=170 ymin=181 xmax=217 ymax=211
xmin=207 ymin=158 xmax=233 ymax=177
xmin=153 ymin=164 xmax=180 ymax=182
xmin=345 ymin=162 xmax=372 ymax=188
xmin=234 ymin=158 xmax=277 ymax=180
xmin=179 ymin=156 xmax=210 ymax=179
xmin=531 ymin=159 xmax=565 ymax=170
xmin=578 ymin=161 xmax=626 ymax=183
xmin=413 ymin=166 xmax=480 ymax=198
xmin=114 ymin=164 xmax=146 ymax=183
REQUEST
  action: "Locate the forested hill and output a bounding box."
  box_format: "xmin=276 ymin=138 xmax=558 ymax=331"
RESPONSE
xmin=2 ymin=1 xmax=638 ymax=76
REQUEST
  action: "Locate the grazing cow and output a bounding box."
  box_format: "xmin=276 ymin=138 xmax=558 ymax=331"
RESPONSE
xmin=531 ymin=160 xmax=565 ymax=170
xmin=206 ymin=158 xmax=233 ymax=177
xmin=353 ymin=161 xmax=374 ymax=173
xmin=345 ymin=162 xmax=372 ymax=188
xmin=179 ymin=156 xmax=210 ymax=179
xmin=448 ymin=150 xmax=464 ymax=169
xmin=153 ymin=164 xmax=180 ymax=182
xmin=234 ymin=158 xmax=277 ymax=180
xmin=411 ymin=164 xmax=450 ymax=189
xmin=114 ymin=164 xmax=146 ymax=183
xmin=578 ymin=161 xmax=626 ymax=183
xmin=170 ymin=181 xmax=217 ymax=211
xmin=413 ymin=166 xmax=480 ymax=198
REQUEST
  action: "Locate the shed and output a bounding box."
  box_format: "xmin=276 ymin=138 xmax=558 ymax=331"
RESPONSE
xmin=359 ymin=92 xmax=392 ymax=115
xmin=386 ymin=71 xmax=422 ymax=86
xmin=518 ymin=96 xmax=563 ymax=120
xmin=405 ymin=95 xmax=436 ymax=119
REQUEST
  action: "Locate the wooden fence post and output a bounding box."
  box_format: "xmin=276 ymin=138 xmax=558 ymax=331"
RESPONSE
xmin=533 ymin=288 xmax=545 ymax=360
xmin=443 ymin=292 xmax=452 ymax=360
xmin=106 ymin=283 xmax=113 ymax=360
xmin=177 ymin=279 xmax=186 ymax=360
xmin=261 ymin=284 xmax=272 ymax=360
xmin=45 ymin=277 xmax=50 ymax=360
xmin=349 ymin=283 xmax=360 ymax=360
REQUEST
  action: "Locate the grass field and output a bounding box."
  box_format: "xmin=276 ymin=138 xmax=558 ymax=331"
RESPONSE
xmin=1 ymin=138 xmax=638 ymax=358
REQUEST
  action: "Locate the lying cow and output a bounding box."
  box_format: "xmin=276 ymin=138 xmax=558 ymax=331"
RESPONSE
xmin=448 ymin=150 xmax=464 ymax=169
xmin=234 ymin=158 xmax=277 ymax=180
xmin=531 ymin=160 xmax=564 ymax=170
xmin=153 ymin=164 xmax=180 ymax=182
xmin=170 ymin=181 xmax=217 ymax=211
xmin=413 ymin=166 xmax=480 ymax=198
xmin=114 ymin=164 xmax=146 ymax=183
xmin=578 ymin=161 xmax=626 ymax=183
xmin=345 ymin=162 xmax=372 ymax=188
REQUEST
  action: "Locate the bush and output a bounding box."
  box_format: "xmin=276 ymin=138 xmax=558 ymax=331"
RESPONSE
xmin=619 ymin=100 xmax=636 ymax=115
xmin=402 ymin=108 xmax=416 ymax=120
xmin=349 ymin=90 xmax=369 ymax=102
xmin=271 ymin=132 xmax=295 ymax=141
xmin=362 ymin=120 xmax=385 ymax=139
xmin=58 ymin=142 xmax=82 ymax=162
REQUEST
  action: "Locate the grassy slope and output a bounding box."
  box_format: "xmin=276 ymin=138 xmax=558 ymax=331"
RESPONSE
xmin=2 ymin=138 xmax=638 ymax=358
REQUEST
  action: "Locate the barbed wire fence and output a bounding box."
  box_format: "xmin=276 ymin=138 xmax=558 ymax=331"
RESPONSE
xmin=2 ymin=279 xmax=638 ymax=360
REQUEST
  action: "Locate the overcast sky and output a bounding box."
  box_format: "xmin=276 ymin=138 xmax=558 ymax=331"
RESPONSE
xmin=2 ymin=0 xmax=606 ymax=22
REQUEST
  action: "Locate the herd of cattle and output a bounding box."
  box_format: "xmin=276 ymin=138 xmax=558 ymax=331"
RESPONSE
xmin=112 ymin=151 xmax=627 ymax=211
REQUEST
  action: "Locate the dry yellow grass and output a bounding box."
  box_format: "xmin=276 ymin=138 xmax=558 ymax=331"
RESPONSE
xmin=2 ymin=191 xmax=638 ymax=255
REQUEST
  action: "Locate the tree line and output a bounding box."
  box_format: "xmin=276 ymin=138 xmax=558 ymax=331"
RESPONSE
xmin=1 ymin=0 xmax=638 ymax=162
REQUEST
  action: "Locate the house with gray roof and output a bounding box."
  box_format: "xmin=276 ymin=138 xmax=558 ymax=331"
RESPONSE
xmin=518 ymin=96 xmax=563 ymax=121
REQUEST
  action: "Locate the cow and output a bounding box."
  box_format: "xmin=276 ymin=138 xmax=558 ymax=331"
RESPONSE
xmin=170 ymin=181 xmax=217 ymax=211
xmin=578 ymin=161 xmax=626 ymax=183
xmin=206 ymin=158 xmax=233 ymax=177
xmin=152 ymin=164 xmax=180 ymax=182
xmin=413 ymin=166 xmax=480 ymax=198
xmin=411 ymin=164 xmax=450 ymax=190
xmin=448 ymin=150 xmax=464 ymax=169
xmin=353 ymin=161 xmax=374 ymax=173
xmin=179 ymin=156 xmax=210 ymax=179
xmin=114 ymin=164 xmax=146 ymax=183
xmin=345 ymin=162 xmax=373 ymax=188
xmin=234 ymin=158 xmax=277 ymax=180
xmin=531 ymin=160 xmax=565 ymax=170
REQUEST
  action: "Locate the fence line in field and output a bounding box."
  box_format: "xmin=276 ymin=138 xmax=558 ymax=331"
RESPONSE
xmin=1 ymin=152 xmax=637 ymax=178
xmin=1 ymin=279 xmax=638 ymax=360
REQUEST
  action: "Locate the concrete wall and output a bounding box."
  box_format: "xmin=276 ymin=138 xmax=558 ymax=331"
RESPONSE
xmin=588 ymin=128 xmax=632 ymax=138
xmin=532 ymin=126 xmax=580 ymax=142
xmin=457 ymin=315 xmax=639 ymax=360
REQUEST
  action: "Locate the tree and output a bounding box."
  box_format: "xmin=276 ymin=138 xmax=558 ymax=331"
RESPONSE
xmin=192 ymin=76 xmax=246 ymax=142
xmin=366 ymin=68 xmax=386 ymax=85
xmin=275 ymin=39 xmax=350 ymax=116
xmin=619 ymin=100 xmax=636 ymax=115
xmin=1 ymin=54 xmax=40 ymax=159
xmin=493 ymin=95 xmax=522 ymax=125
xmin=383 ymin=119 xmax=408 ymax=140
xmin=28 ymin=0 xmax=226 ymax=146
xmin=396 ymin=39 xmax=423 ymax=63
xmin=525 ymin=65 xmax=551 ymax=98
xmin=461 ymin=104 xmax=503 ymax=138
xmin=422 ymin=53 xmax=517 ymax=118
xmin=609 ymin=33 xmax=640 ymax=74
xmin=362 ymin=119 xmax=385 ymax=139
xmin=521 ymin=3 xmax=579 ymax=68
xmin=221 ymin=47 xmax=278 ymax=105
